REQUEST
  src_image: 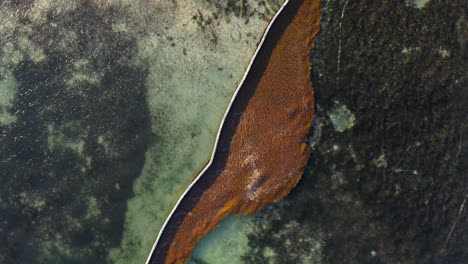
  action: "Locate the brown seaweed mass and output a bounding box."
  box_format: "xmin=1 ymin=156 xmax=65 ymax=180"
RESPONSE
xmin=150 ymin=0 xmax=322 ymax=263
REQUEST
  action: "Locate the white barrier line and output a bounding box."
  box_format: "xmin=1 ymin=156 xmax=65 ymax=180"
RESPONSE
xmin=145 ymin=1 xmax=291 ymax=262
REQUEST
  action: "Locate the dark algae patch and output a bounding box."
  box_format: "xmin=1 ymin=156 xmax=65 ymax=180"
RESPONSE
xmin=243 ymin=0 xmax=467 ymax=263
xmin=200 ymin=0 xmax=283 ymax=22
xmin=0 ymin=1 xmax=151 ymax=263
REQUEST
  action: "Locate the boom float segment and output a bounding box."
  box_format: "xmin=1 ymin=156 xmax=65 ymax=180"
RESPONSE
xmin=148 ymin=0 xmax=322 ymax=263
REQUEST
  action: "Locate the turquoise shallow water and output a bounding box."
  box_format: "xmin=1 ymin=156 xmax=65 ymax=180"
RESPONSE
xmin=188 ymin=203 xmax=325 ymax=264
xmin=189 ymin=216 xmax=255 ymax=264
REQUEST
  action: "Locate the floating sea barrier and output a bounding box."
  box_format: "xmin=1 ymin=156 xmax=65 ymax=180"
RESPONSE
xmin=147 ymin=0 xmax=322 ymax=263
